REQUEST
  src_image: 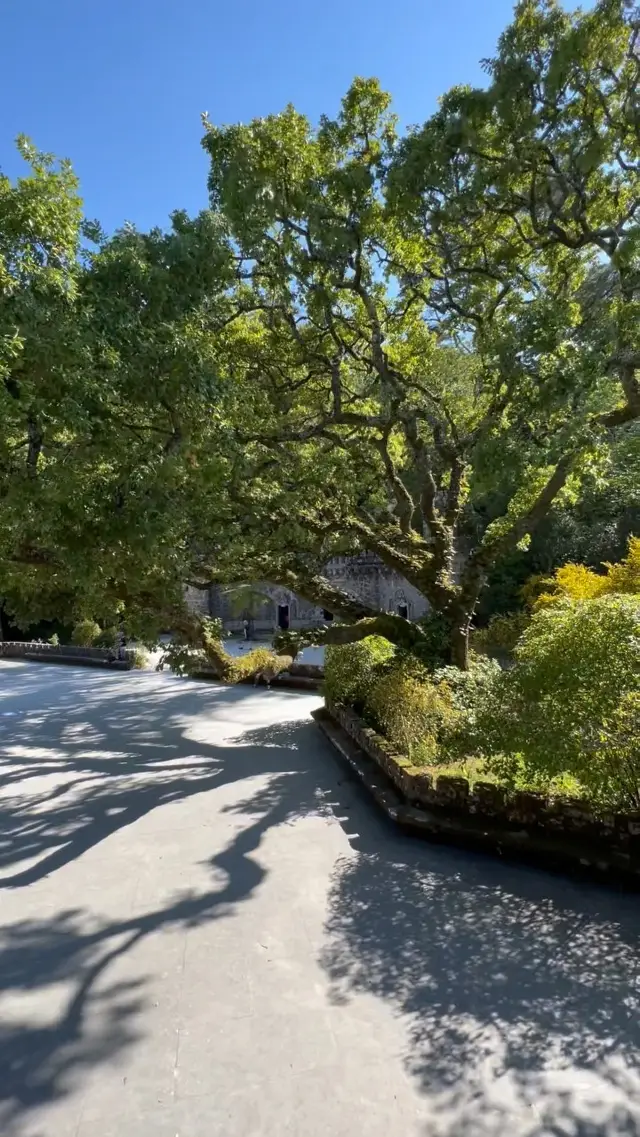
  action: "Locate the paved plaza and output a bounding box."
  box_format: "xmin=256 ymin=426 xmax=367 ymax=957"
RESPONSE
xmin=0 ymin=660 xmax=638 ymax=1137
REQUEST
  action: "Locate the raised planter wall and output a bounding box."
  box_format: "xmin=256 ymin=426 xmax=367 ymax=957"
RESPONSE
xmin=325 ymin=698 xmax=640 ymax=864
xmin=0 ymin=641 xmax=134 ymax=668
xmin=192 ymin=660 xmax=323 ymax=689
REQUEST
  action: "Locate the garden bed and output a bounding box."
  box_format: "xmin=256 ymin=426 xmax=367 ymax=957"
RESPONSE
xmin=315 ymin=698 xmax=640 ymax=886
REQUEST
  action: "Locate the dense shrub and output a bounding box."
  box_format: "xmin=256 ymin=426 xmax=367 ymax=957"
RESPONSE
xmin=585 ymin=691 xmax=640 ymax=810
xmin=434 ymin=655 xmax=502 ymax=712
xmin=157 ymin=641 xmax=207 ymax=676
xmin=71 ymin=619 xmax=101 ymax=647
xmin=471 ymin=612 xmax=530 ymax=655
xmin=429 ymin=655 xmax=503 ymax=761
xmin=530 ymin=535 xmax=640 ymax=610
xmin=324 ymin=636 xmax=396 ymax=711
xmin=368 ymin=660 xmax=459 ymax=765
xmin=95 ymin=626 xmax=119 ymax=649
xmin=131 ymin=648 xmax=149 ymax=670
xmin=477 ymin=595 xmax=640 ymax=807
xmin=232 ymin=646 xmax=275 ymax=678
xmin=47 ymin=633 xmax=60 ymax=647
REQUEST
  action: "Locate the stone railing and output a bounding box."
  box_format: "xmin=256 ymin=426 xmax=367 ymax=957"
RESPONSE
xmin=324 ymin=698 xmax=640 ymax=871
xmin=0 ymin=641 xmax=134 ymax=668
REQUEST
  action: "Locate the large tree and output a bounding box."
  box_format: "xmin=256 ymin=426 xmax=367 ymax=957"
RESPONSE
xmin=1 ymin=0 xmax=638 ymax=668
xmin=195 ymin=0 xmax=639 ymax=666
xmin=0 ymin=142 xmax=234 ymax=638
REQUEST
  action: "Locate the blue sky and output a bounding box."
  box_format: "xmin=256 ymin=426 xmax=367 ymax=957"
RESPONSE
xmin=1 ymin=0 xmax=517 ymax=234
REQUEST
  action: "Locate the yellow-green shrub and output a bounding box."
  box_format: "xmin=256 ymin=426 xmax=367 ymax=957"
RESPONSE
xmin=368 ymin=662 xmax=460 ymax=765
xmin=529 ymin=535 xmax=640 ymax=610
xmin=324 ymin=636 xmax=396 ymax=710
xmin=604 ymin=535 xmax=640 ymax=595
xmin=232 ymin=647 xmax=284 ymax=681
xmin=71 ymin=619 xmax=101 ymax=647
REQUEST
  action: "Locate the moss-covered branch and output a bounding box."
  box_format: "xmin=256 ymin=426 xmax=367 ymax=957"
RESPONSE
xmin=274 ymin=613 xmax=428 ymax=656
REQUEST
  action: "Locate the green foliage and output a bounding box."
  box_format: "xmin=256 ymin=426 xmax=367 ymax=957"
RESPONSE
xmin=433 ymin=655 xmax=503 ymax=760
xmin=47 ymin=632 xmax=59 ymax=647
xmin=1 ymin=0 xmax=639 ymax=671
xmin=586 ymin=691 xmax=640 ymax=810
xmin=230 ymin=646 xmax=295 ymax=682
xmin=478 ymin=596 xmax=640 ymax=807
xmin=529 ymin=534 xmax=640 ymax=610
xmin=156 ymin=617 xmax=227 ymax=677
xmin=324 ymin=636 xmax=396 ymax=711
xmin=71 ymin=619 xmax=101 ymax=647
xmin=471 ymin=613 xmax=531 ymax=654
xmin=156 ymin=640 xmax=207 ymax=677
xmin=434 ymin=654 xmax=502 ymax=715
xmin=231 ymin=647 xmax=275 ymax=677
xmin=94 ymin=626 xmax=119 ymax=649
xmin=368 ymin=662 xmax=459 ymax=765
xmin=131 ymin=647 xmax=149 ymax=670
xmin=411 ymin=613 xmax=454 ymax=668
xmin=157 ymin=617 xmax=292 ymax=684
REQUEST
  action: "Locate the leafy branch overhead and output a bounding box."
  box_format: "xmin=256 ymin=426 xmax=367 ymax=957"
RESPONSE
xmin=1 ymin=0 xmax=638 ymax=667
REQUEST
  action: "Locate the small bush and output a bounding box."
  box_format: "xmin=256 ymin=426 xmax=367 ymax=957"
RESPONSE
xmin=528 ymin=535 xmax=640 ymax=611
xmin=47 ymin=633 xmax=60 ymax=647
xmin=324 ymin=636 xmax=396 ymax=711
xmin=477 ymin=595 xmax=640 ymax=807
xmin=584 ymin=691 xmax=640 ymax=809
xmin=95 ymin=626 xmax=119 ymax=649
xmin=231 ymin=650 xmax=273 ymax=673
xmin=368 ymin=660 xmax=460 ymax=765
xmin=131 ymin=648 xmax=149 ymax=670
xmin=471 ymin=612 xmax=530 ymax=655
xmin=71 ymin=619 xmax=101 ymax=647
xmin=157 ymin=641 xmax=207 ymax=676
xmin=434 ymin=654 xmax=502 ymax=713
xmin=434 ymin=654 xmax=502 ymax=758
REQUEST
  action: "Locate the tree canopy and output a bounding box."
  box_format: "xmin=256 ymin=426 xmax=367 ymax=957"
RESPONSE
xmin=1 ymin=0 xmax=638 ymax=666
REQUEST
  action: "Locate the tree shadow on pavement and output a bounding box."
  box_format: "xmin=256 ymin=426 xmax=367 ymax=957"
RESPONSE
xmin=0 ymin=666 xmax=321 ymax=888
xmin=3 ymin=663 xmax=640 ymax=1137
xmin=320 ymin=810 xmax=640 ymax=1137
xmin=0 ymin=664 xmax=334 ymax=1137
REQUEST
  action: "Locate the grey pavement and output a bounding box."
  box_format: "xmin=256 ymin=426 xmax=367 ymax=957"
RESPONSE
xmin=0 ymin=660 xmax=639 ymax=1137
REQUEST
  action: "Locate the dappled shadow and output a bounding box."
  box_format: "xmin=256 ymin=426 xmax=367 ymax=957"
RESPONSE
xmin=0 ymin=663 xmax=322 ymax=888
xmin=3 ymin=662 xmax=640 ymax=1136
xmin=321 ymin=824 xmax=640 ymax=1136
xmin=0 ymin=662 xmax=332 ymax=1136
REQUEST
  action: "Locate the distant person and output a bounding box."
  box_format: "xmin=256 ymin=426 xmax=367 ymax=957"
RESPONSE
xmin=242 ymin=618 xmax=250 ymax=641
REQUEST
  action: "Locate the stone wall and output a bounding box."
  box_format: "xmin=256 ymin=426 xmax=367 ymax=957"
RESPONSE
xmin=0 ymin=642 xmax=134 ymax=667
xmin=184 ymin=586 xmax=211 ymax=617
xmin=203 ymin=553 xmax=431 ymax=634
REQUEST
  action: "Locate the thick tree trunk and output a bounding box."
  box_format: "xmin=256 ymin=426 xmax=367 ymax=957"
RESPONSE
xmin=450 ymin=621 xmax=470 ymax=670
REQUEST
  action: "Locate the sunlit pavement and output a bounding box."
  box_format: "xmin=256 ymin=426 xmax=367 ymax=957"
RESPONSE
xmin=0 ymin=660 xmax=638 ymax=1137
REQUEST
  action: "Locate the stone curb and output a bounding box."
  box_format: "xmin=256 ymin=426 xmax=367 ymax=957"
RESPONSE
xmin=313 ymin=705 xmax=640 ymax=889
xmin=1 ymin=643 xmax=133 ymax=670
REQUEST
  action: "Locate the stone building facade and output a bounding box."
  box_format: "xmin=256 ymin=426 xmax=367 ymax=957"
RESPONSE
xmin=186 ymin=553 xmax=430 ymax=635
